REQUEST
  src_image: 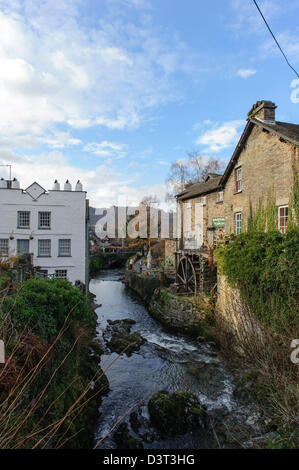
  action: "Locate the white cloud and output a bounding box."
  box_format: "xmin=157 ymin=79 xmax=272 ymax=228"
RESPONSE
xmin=0 ymin=0 xmax=192 ymax=140
xmin=84 ymin=141 xmax=127 ymax=158
xmin=262 ymin=31 xmax=299 ymax=66
xmin=237 ymin=68 xmax=257 ymax=79
xmin=0 ymin=148 xmax=169 ymax=208
xmin=195 ymin=120 xmax=244 ymax=153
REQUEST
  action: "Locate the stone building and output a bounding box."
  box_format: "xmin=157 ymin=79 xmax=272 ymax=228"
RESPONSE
xmin=0 ymin=178 xmax=89 ymax=285
xmin=177 ymin=100 xmax=299 ymax=248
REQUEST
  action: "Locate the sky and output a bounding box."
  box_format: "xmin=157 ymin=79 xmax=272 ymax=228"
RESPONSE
xmin=0 ymin=0 xmax=298 ymax=208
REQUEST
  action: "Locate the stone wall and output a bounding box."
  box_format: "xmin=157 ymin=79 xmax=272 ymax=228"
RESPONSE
xmin=216 ymin=273 xmax=263 ymax=353
xmin=149 ymin=289 xmax=204 ymax=336
xmin=124 ymin=270 xmax=161 ymax=304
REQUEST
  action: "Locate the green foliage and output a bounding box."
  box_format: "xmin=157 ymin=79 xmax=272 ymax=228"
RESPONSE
xmin=89 ymin=252 xmax=119 ymax=274
xmin=0 ymin=278 xmax=106 ymax=449
xmin=216 ymin=230 xmax=299 ymax=332
xmin=5 ymin=278 xmax=94 ymax=342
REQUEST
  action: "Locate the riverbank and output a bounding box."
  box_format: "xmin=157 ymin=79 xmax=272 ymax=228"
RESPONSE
xmin=0 ymin=276 xmax=109 ymax=449
xmin=125 ymin=266 xmax=298 ymax=448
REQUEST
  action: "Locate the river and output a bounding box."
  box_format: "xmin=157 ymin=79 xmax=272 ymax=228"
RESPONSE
xmin=90 ymin=269 xmax=266 ymax=449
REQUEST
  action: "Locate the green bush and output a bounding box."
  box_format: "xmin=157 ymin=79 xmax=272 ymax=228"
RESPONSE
xmin=5 ymin=278 xmax=95 ymax=342
xmin=216 ymin=230 xmax=299 ymax=332
xmin=0 ymin=277 xmax=106 ymax=449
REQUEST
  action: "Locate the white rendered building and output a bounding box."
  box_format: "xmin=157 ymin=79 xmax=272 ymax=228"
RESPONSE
xmin=0 ymin=178 xmax=89 ymax=285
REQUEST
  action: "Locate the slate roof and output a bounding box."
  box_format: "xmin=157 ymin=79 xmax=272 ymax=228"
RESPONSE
xmin=251 ymin=119 xmax=299 ymax=145
xmin=176 ymin=175 xmax=222 ymax=201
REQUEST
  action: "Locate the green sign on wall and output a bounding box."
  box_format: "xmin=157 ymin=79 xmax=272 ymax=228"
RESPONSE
xmin=212 ymin=217 xmax=225 ymax=227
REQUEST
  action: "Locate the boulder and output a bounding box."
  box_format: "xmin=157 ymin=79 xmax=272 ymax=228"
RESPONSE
xmin=148 ymin=390 xmax=206 ymax=435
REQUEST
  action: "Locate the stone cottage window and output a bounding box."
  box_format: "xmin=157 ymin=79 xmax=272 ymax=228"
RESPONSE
xmin=0 ymin=239 xmax=9 ymax=257
xmin=278 ymin=206 xmax=288 ymax=234
xmin=201 ymin=196 xmax=206 ymax=205
xmin=235 ymin=167 xmax=242 ymax=193
xmin=38 ymin=211 xmax=51 ymax=229
xmin=17 ymin=211 xmax=30 ymax=228
xmin=217 ymin=191 xmax=223 ymax=203
xmin=38 ymin=239 xmax=51 ymax=257
xmin=235 ymin=212 xmax=242 ymax=235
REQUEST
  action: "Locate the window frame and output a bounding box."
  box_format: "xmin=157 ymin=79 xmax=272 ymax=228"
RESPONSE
xmin=217 ymin=191 xmax=224 ymax=203
xmin=58 ymin=239 xmax=71 ymax=257
xmin=17 ymin=211 xmax=30 ymax=229
xmin=55 ymin=269 xmax=68 ymax=279
xmin=235 ymin=167 xmax=242 ymax=193
xmin=38 ymin=211 xmax=51 ymax=230
xmin=201 ymin=196 xmax=206 ymax=206
xmin=17 ymin=239 xmax=30 ymax=255
xmin=235 ymin=212 xmax=242 ymax=235
xmin=0 ymin=239 xmax=9 ymax=257
xmin=38 ymin=239 xmax=51 ymax=257
xmin=277 ymin=205 xmax=288 ymax=234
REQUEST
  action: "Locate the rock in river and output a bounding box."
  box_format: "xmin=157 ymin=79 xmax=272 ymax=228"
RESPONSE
xmin=103 ymin=319 xmax=145 ymax=356
xmin=148 ymin=390 xmax=206 ymax=435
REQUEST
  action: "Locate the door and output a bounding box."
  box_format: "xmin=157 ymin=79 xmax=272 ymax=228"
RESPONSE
xmin=17 ymin=239 xmax=29 ymax=255
xmin=195 ymin=203 xmax=203 ymax=248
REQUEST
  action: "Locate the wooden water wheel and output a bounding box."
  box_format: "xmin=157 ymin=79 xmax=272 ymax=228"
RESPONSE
xmin=176 ymin=256 xmax=197 ymax=294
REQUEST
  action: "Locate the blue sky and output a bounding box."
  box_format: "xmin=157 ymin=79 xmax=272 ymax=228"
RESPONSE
xmin=0 ymin=0 xmax=298 ymax=207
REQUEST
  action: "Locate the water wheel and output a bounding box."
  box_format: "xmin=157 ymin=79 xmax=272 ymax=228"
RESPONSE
xmin=177 ymin=256 xmax=197 ymax=294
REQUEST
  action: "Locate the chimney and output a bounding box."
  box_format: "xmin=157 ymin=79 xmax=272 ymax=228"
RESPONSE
xmin=53 ymin=179 xmax=60 ymax=190
xmin=247 ymin=100 xmax=276 ymax=124
xmin=64 ymin=180 xmax=72 ymax=191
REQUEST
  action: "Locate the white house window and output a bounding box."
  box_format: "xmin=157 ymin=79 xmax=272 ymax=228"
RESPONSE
xmin=235 ymin=212 xmax=242 ymax=235
xmin=18 ymin=211 xmax=30 ymax=228
xmin=186 ymin=202 xmax=192 ymax=209
xmin=17 ymin=239 xmax=29 ymax=255
xmin=217 ymin=191 xmax=224 ymax=203
xmin=0 ymin=239 xmax=9 ymax=257
xmin=58 ymin=239 xmax=71 ymax=257
xmin=201 ymin=196 xmax=206 ymax=205
xmin=38 ymin=239 xmax=51 ymax=257
xmin=38 ymin=212 xmax=51 ymax=229
xmin=55 ymin=269 xmax=68 ymax=279
xmin=278 ymin=206 xmax=288 ymax=234
xmin=235 ymin=167 xmax=242 ymax=193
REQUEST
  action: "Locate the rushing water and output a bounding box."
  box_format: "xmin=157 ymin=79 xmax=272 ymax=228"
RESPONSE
xmin=90 ymin=269 xmax=262 ymax=449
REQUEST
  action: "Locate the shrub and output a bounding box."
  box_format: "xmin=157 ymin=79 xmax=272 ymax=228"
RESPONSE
xmin=4 ymin=278 xmax=95 ymax=342
xmin=216 ymin=229 xmax=299 ymax=332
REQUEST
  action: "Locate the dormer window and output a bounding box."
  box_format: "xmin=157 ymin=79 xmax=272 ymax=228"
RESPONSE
xmin=217 ymin=191 xmax=223 ymax=203
xmin=235 ymin=167 xmax=242 ymax=193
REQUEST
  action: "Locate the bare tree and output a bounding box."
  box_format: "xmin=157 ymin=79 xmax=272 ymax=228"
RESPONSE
xmin=187 ymin=150 xmax=223 ymax=182
xmin=165 ymin=159 xmax=194 ymax=202
xmin=140 ymin=194 xmax=159 ymax=208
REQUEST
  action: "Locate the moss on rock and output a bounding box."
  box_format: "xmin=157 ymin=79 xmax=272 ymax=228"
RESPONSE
xmin=113 ymin=423 xmax=144 ymax=449
xmin=148 ymin=390 xmax=206 ymax=435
